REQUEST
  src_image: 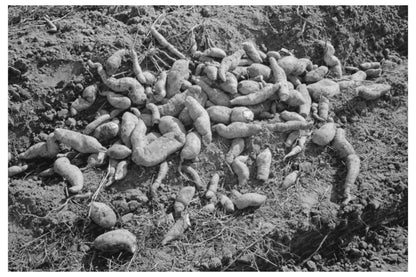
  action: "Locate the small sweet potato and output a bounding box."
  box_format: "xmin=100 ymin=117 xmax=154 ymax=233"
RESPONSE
xmin=182 ymin=165 xmax=206 ymax=191
xmin=142 ymin=71 xmax=157 ymax=86
xmin=351 ymin=70 xmax=367 ymax=81
xmin=232 ymin=155 xmax=249 ymax=186
xmin=161 ymin=214 xmax=191 ymax=245
xmin=218 ymin=49 xmax=245 ymax=82
xmin=202 ymin=47 xmax=227 ymax=59
xmin=218 ymin=72 xmax=238 ymax=94
xmin=107 ymin=144 xmax=132 ymax=160
xmin=84 ymin=114 xmax=111 ymax=135
xmin=130 ymin=119 xmax=148 ymax=150
xmin=103 ymin=91 xmax=131 ymax=110
xmin=70 ymin=84 xmax=98 ymax=115
xmin=359 ymin=62 xmax=380 ymax=71
xmin=266 ymin=51 xmax=281 ymax=60
xmin=342 ymin=154 xmax=360 ymax=204
xmin=207 ymin=106 xmax=232 ymax=124
xmin=230 ymin=83 xmax=279 ymax=106
xmin=312 ymin=122 xmax=337 ymax=146
xmin=356 ymin=83 xmax=391 ymax=100
xmin=242 ymin=41 xmax=263 ymax=63
xmin=219 ymin=194 xmax=234 ymax=213
xmin=174 ymin=186 xmax=196 ymax=216
xmin=54 ymin=157 xmax=84 ymax=193
xmin=237 ymin=80 xmax=263 ymax=95
xmin=256 ymin=148 xmax=272 ymax=181
xmin=90 ymin=202 xmax=117 ymax=229
xmin=19 ymin=133 xmax=59 ymax=160
xmin=284 ymin=89 xmax=307 ymax=107
xmin=266 ymin=120 xmax=313 ymax=133
xmin=213 ymin=122 xmax=263 ymax=139
xmin=166 ymin=59 xmax=190 ymax=98
xmin=206 ymin=173 xmax=219 ymax=200
xmin=283 ymin=133 xmax=308 ymax=160
xmin=280 ymin=111 xmax=306 ymax=122
xmin=87 ymin=152 xmax=107 ymax=168
xmin=115 ymin=159 xmax=129 ymax=181
xmin=185 ymin=96 xmax=212 ymax=145
xmin=297 ymin=84 xmax=312 ymax=118
xmin=130 ymin=48 xmax=147 ymax=84
xmin=153 ymin=70 xmax=168 ymax=102
xmin=94 ymin=229 xmax=137 ymax=253
xmin=285 ymin=130 xmax=301 ymax=148
xmin=150 ymin=161 xmax=168 ymax=198
xmin=318 ymin=96 xmax=330 ymax=121
xmin=268 ymin=57 xmax=290 ymax=101
xmin=247 ymin=63 xmax=272 ymax=80
xmin=230 ymin=107 xmax=254 ymax=123
xmin=8 ymin=164 xmax=28 ymax=177
xmin=204 ymin=64 xmax=218 ymax=81
xmin=332 ymin=128 xmax=356 ymax=159
xmin=225 ymin=138 xmax=245 ymax=164
xmin=232 ymin=192 xmax=267 ymax=209
xmin=151 ymin=25 xmax=186 ymax=59
xmin=180 ymin=131 xmax=202 ymax=161
xmin=282 ymin=170 xmax=298 ymax=189
xmin=146 ymin=103 xmax=161 ymax=125
xmin=55 ymin=128 xmax=106 ymax=153
xmin=277 ymin=56 xmax=307 ymax=76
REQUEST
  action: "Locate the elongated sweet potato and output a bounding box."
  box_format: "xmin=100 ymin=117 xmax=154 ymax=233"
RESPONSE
xmin=256 ymin=148 xmax=272 ymax=181
xmin=232 ymin=192 xmax=267 ymax=209
xmin=283 ymin=133 xmax=308 ymax=160
xmin=280 ymin=111 xmax=306 ymax=122
xmin=180 ymin=132 xmax=202 ymax=161
xmin=19 ymin=133 xmax=59 ymax=160
xmin=219 ymin=194 xmax=234 ymax=213
xmin=285 ymin=130 xmax=300 ymax=148
xmin=185 ymin=96 xmax=212 ymax=145
xmin=218 ymin=49 xmax=245 ymax=82
xmin=8 ymin=164 xmax=28 ymax=177
xmin=151 ymin=25 xmax=186 ymax=60
xmin=219 ymin=72 xmax=238 ymax=94
xmin=87 ymin=151 xmax=107 ymax=168
xmin=84 ymin=114 xmax=111 ymax=135
xmin=157 ymin=91 xmax=187 ymax=117
xmin=55 ymin=128 xmax=106 ymax=153
xmin=107 ymin=144 xmax=132 ymax=160
xmin=230 ymin=83 xmax=279 ymax=106
xmin=342 ymin=154 xmax=360 ymax=204
xmin=193 ymin=77 xmax=231 ymax=106
xmin=230 ymin=107 xmax=254 ymax=123
xmin=132 ymin=116 xmax=186 ymax=167
xmin=304 ymin=66 xmax=328 ymax=84
xmin=247 ymin=63 xmax=271 ymax=80
xmin=268 ymin=56 xmax=290 ymax=101
xmin=102 ymin=91 xmax=131 ymax=110
xmin=182 ymin=165 xmax=206 ymax=191
xmin=332 ymin=128 xmax=356 ymax=159
xmin=94 ymin=229 xmax=137 ymax=253
xmin=202 ymin=47 xmax=227 ymax=59
xmin=213 ymin=122 xmax=262 ymax=139
xmin=54 ymin=157 xmax=84 ymax=193
xmin=359 ymin=62 xmax=380 ymax=70
xmin=266 ymin=51 xmax=281 ymax=60
xmin=161 ymin=214 xmax=191 ymax=245
xmin=282 ymin=170 xmax=298 ymax=189
xmin=206 ymin=173 xmax=219 ymax=200
xmin=174 ymin=186 xmax=195 ymax=217
xmin=166 ymin=59 xmax=190 ymax=98
xmin=297 ymin=84 xmax=312 ymax=118
xmin=242 ymin=41 xmax=263 ymax=63
xmin=146 ymin=103 xmax=161 ymax=125
xmin=130 ymin=119 xmax=147 ymax=150
xmin=150 ymin=161 xmax=168 ymax=198
xmin=265 ymin=120 xmax=313 ymax=133
xmin=318 ymin=96 xmax=330 ymax=121
xmin=238 ymin=80 xmax=263 ymax=95
xmin=70 ymin=84 xmax=98 ymax=115
xmin=105 ymin=49 xmax=128 ymax=76
xmin=356 ymin=83 xmax=391 ymax=100
xmin=130 ymin=48 xmax=147 ymax=84
xmin=232 ymin=155 xmax=249 ymax=186
xmin=207 ymin=105 xmax=232 ymax=124
xmin=90 ymin=202 xmax=117 ymax=229
xmin=284 ymin=89 xmax=307 ymax=107
xmin=120 ymin=112 xmax=139 ymax=148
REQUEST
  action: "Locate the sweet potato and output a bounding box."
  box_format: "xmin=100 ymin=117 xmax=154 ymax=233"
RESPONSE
xmin=84 ymin=114 xmax=111 ymax=135
xmin=180 ymin=132 xmax=202 ymax=161
xmin=311 ymin=103 xmax=324 ymax=122
xmin=161 ymin=214 xmax=191 ymax=245
xmin=277 ymin=56 xmax=307 ymax=76
xmin=146 ymin=103 xmax=161 ymax=126
xmin=130 ymin=48 xmax=147 ymax=84
xmin=332 ymin=128 xmax=356 ymax=159
xmin=297 ymin=84 xmax=312 ymax=118
xmin=218 ymin=49 xmax=245 ymax=82
xmin=130 ymin=119 xmax=147 ymax=150
xmin=87 ymin=151 xmax=107 ymax=168
xmin=90 ymin=202 xmax=117 ymax=229
xmin=55 ymin=128 xmax=106 ymax=153
xmin=307 ymin=79 xmax=341 ymax=101
xmin=283 ymin=133 xmax=308 ymax=160
xmin=287 ymin=74 xmax=302 ymax=87
xmin=114 ymin=159 xmax=129 ymax=181
xmin=182 ymin=165 xmax=206 ymax=191
xmin=202 ymin=47 xmax=227 ymax=59
xmin=206 ymin=173 xmax=219 ymax=200
xmin=19 ymin=133 xmax=59 ymax=160
xmin=312 ymin=122 xmax=337 ymax=146
xmin=166 ymin=59 xmax=190 ymax=98
xmin=256 ymin=148 xmax=272 ymax=181
xmin=93 ymin=119 xmax=120 ymax=142
xmin=94 ymin=229 xmax=137 ymax=253
xmin=242 ymin=41 xmax=263 ymax=63
xmin=185 ymin=96 xmax=212 ymax=145
xmin=105 ymin=49 xmax=128 ymax=76
xmin=342 ymin=154 xmax=360 ymax=204
xmin=193 ymin=77 xmax=231 ymax=106
xmin=232 ymin=155 xmax=249 ymax=186
xmin=304 ymin=66 xmax=328 ymax=84
xmin=102 ymin=91 xmax=131 ymax=110
xmin=230 ymin=107 xmax=254 ymax=123
xmin=225 ymin=138 xmax=245 ymax=164
xmin=282 ymin=170 xmax=298 ymax=189
xmin=219 ymin=194 xmax=234 ymax=213
xmin=202 ymin=203 xmax=216 ymax=213
xmin=119 ymin=112 xmax=139 ymax=148
xmin=153 ymin=70 xmax=168 ymax=102
xmin=219 ymin=72 xmax=238 ymax=95
xmin=266 ymin=120 xmax=313 ymax=133
xmin=280 ymin=111 xmax=306 ymax=122
xmin=213 ymin=122 xmax=263 ymax=139
xmin=247 ymin=63 xmax=271 ymax=80
xmin=157 ymin=91 xmax=187 ymax=117
xmin=204 ymin=64 xmax=218 ymax=81
xmin=230 ymin=83 xmax=279 ymax=106
xmin=150 ymin=161 xmax=168 ymax=198
xmin=107 ymin=144 xmax=132 ymax=160
xmin=70 ymin=84 xmax=98 ymax=115
xmin=54 ymin=157 xmax=84 ymax=193
xmin=351 ymin=70 xmax=367 ymax=81
xmin=285 ymin=130 xmax=300 ymax=148
xmin=330 ymin=58 xmax=343 ymax=78
xmin=132 ymin=116 xmax=186 ymax=167
xmin=247 ymin=101 xmax=272 ymax=118
xmin=356 ymin=83 xmax=391 ymax=100
xmin=232 ymin=191 xmax=267 ymax=209
xmin=318 ymin=96 xmax=330 ymax=121
xmin=8 ymin=164 xmax=28 ymax=177
xmin=174 ymin=186 xmax=195 ymax=216
xmin=284 ymin=89 xmax=307 ymax=107
xmin=359 ymin=62 xmax=380 ymax=71
xmin=268 ymin=57 xmax=290 ymax=101
xmin=142 ymin=71 xmax=157 ymax=86
xmin=238 ymin=80 xmax=263 ymax=95
xmin=151 ymin=26 xmax=186 ymax=60
xmin=232 ymin=66 xmax=249 ymax=80
xmin=88 ymin=60 xmax=146 ymax=106
xmin=207 ymin=106 xmax=232 ymax=124
xmin=195 ymin=63 xmax=205 ymax=76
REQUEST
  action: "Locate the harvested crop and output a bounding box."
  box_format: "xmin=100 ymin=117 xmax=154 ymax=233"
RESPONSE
xmin=93 ymin=119 xmax=120 ymax=142
xmin=359 ymin=62 xmax=380 ymax=70
xmin=55 ymin=128 xmax=106 ymax=153
xmin=166 ymin=59 xmax=190 ymax=98
xmin=282 ymin=170 xmax=298 ymax=189
xmin=87 ymin=152 xmax=107 ymax=168
xmin=218 ymin=49 xmax=245 ymax=82
xmin=225 ymin=138 xmax=245 ymax=164
xmin=185 ymin=96 xmax=212 ymax=145
xmin=153 ymin=70 xmax=168 ymax=102
xmin=174 ymin=186 xmax=195 ymax=216
xmin=150 ymin=161 xmax=169 ymax=198
xmin=283 ymin=132 xmax=308 ymax=160
xmin=304 ymin=66 xmax=328 ymax=84
xmin=54 ymin=157 xmax=84 ymax=194
xmin=151 ymin=25 xmax=186 ymax=60
xmin=365 ymin=68 xmax=382 ymax=78
xmin=316 ymin=40 xmax=342 ymax=78
xmin=269 ymin=57 xmax=290 ymax=101
xmin=107 ymin=144 xmax=132 ymax=160
xmin=206 ymin=173 xmax=219 ymax=200
xmin=161 ymin=214 xmax=191 ymax=245
xmin=232 ymin=191 xmax=267 ymax=209
xmin=266 ymin=120 xmax=313 ymax=133
xmin=266 ymin=51 xmax=281 ymax=60
xmin=105 ymin=49 xmax=128 ymax=76
xmin=297 ymin=84 xmax=312 ymax=118
xmin=202 ymin=47 xmax=227 ymax=59
xmin=238 ymin=80 xmax=263 ymax=95
xmin=280 ymin=111 xmax=306 ymax=122
xmin=142 ymin=71 xmax=157 ymax=86
xmin=146 ymin=103 xmax=161 ymax=125
xmin=115 ymin=159 xmax=129 ymax=181
xmin=247 ymin=63 xmax=272 ymax=80
xmin=218 ymin=72 xmax=238 ymax=94
xmin=207 ymin=106 xmax=232 ymax=124
xmin=8 ymin=164 xmax=28 ymax=177
xmin=90 ymin=202 xmax=117 ymax=229
xmin=256 ymin=148 xmax=272 ymax=181
xmin=342 ymin=154 xmax=361 ymax=204
xmin=158 ymin=91 xmax=187 ymax=117
xmin=351 ymin=70 xmax=367 ymax=81
xmin=232 ymin=66 xmax=249 ymax=80
xmin=356 ymin=83 xmax=391 ymax=100
xmin=84 ymin=114 xmax=111 ymax=135
xmin=247 ymin=101 xmax=272 ymax=118
xmin=193 ymin=77 xmax=231 ymax=106
xmin=284 ymin=88 xmax=307 ymax=107
xmin=219 ymin=194 xmax=235 ymax=213
xmin=120 ymin=112 xmax=139 ymax=148
xmin=285 ymin=130 xmax=300 ymax=148
xmin=277 ymin=56 xmax=309 ymax=76
xmin=102 ymin=91 xmax=131 ymax=110
xmin=180 ymin=132 xmax=202 ymax=161
xmin=182 ymin=165 xmax=206 ymax=191
xmin=242 ymin=41 xmax=262 ymax=63
xmin=132 ymin=116 xmax=186 ymax=167
xmin=312 ymin=122 xmax=337 ymax=146
xmin=130 ymin=119 xmax=147 ymax=150
xmin=202 ymin=203 xmax=216 ymax=213
xmin=307 ymin=79 xmax=341 ymax=101
xmin=232 ymin=155 xmax=249 ymax=186
xmin=93 ymin=229 xmax=137 ymax=253
xmin=70 ymin=84 xmax=98 ymax=116
xmin=230 ymin=107 xmax=254 ymax=123
xmin=130 ymin=48 xmax=147 ymax=84
xmin=204 ymin=64 xmax=218 ymax=81
xmin=195 ymin=63 xmax=205 ymax=76
xmin=332 ymin=128 xmax=356 ymax=158
xmin=19 ymin=133 xmax=59 ymax=160
xmin=230 ymin=83 xmax=279 ymax=106
xmin=318 ymin=96 xmax=330 ymax=121
xmin=213 ymin=122 xmax=263 ymax=139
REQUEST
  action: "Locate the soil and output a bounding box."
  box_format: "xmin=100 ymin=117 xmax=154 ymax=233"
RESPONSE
xmin=8 ymin=6 xmax=408 ymax=271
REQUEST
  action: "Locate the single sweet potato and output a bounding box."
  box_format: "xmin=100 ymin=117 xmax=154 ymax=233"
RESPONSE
xmin=180 ymin=131 xmax=202 ymax=161
xmin=225 ymin=138 xmax=245 ymax=164
xmin=70 ymin=84 xmax=98 ymax=115
xmin=120 ymin=112 xmax=139 ymax=148
xmin=312 ymin=122 xmax=337 ymax=146
xmin=218 ymin=49 xmax=245 ymax=82
xmin=54 ymin=157 xmax=84 ymax=193
xmin=161 ymin=214 xmax=191 ymax=245
xmin=193 ymin=77 xmax=231 ymax=106
xmin=247 ymin=63 xmax=272 ymax=80
xmin=174 ymin=186 xmax=195 ymax=217
xmin=230 ymin=83 xmax=279 ymax=106
xmin=206 ymin=173 xmax=219 ymax=200
xmin=19 ymin=133 xmax=59 ymax=159
xmin=304 ymin=66 xmax=328 ymax=84
xmin=202 ymin=47 xmax=227 ymax=59
xmin=150 ymin=161 xmax=168 ymax=198
xmin=332 ymin=128 xmax=356 ymax=159
xmin=182 ymin=165 xmax=206 ymax=191
xmin=204 ymin=64 xmax=218 ymax=81
xmin=242 ymin=41 xmax=263 ymax=63
xmin=230 ymin=107 xmax=254 ymax=123
xmin=185 ymin=96 xmax=212 ymax=145
xmin=265 ymin=120 xmax=313 ymax=133
xmin=151 ymin=26 xmax=186 ymax=60
xmin=237 ymin=80 xmax=263 ymax=95
xmin=105 ymin=49 xmax=128 ymax=76
xmin=213 ymin=122 xmax=263 ymax=139
xmin=90 ymin=202 xmax=117 ymax=229
xmin=8 ymin=164 xmax=28 ymax=177
xmin=356 ymin=83 xmax=391 ymax=100
xmin=282 ymin=170 xmax=298 ymax=189
xmin=219 ymin=194 xmax=234 ymax=213
xmin=107 ymin=144 xmax=132 ymax=160
xmin=55 ymin=128 xmax=106 ymax=153
xmin=280 ymin=111 xmax=306 ymax=122
xmin=268 ymin=57 xmax=290 ymax=101
xmin=94 ymin=229 xmax=137 ymax=253
xmin=93 ymin=119 xmax=120 ymax=142
xmin=130 ymin=48 xmax=147 ymax=84
xmin=232 ymin=191 xmax=267 ymax=209
xmin=297 ymin=84 xmax=312 ymax=118
xmin=153 ymin=70 xmax=168 ymax=102
xmin=218 ymin=72 xmax=238 ymax=94
xmin=166 ymin=59 xmax=190 ymax=98
xmin=307 ymin=79 xmax=341 ymax=101
xmin=232 ymin=155 xmax=249 ymax=186
xmin=256 ymin=148 xmax=272 ymax=181
xmin=207 ymin=106 xmax=232 ymax=124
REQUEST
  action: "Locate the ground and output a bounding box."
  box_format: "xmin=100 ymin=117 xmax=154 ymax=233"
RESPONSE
xmin=8 ymin=6 xmax=408 ymax=271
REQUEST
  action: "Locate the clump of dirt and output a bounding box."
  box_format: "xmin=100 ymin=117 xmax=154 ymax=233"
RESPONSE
xmin=8 ymin=5 xmax=407 ymax=272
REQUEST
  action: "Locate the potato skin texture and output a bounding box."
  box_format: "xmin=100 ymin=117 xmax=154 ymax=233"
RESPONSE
xmin=93 ymin=229 xmax=137 ymax=253
xmin=180 ymin=131 xmax=202 ymax=161
xmin=256 ymin=148 xmax=272 ymax=181
xmin=54 ymin=157 xmax=84 ymax=194
xmin=90 ymin=202 xmax=117 ymax=229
